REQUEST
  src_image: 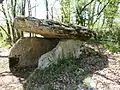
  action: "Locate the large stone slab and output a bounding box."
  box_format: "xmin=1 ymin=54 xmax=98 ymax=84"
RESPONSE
xmin=14 ymin=17 xmax=95 ymax=41
xmin=9 ymin=37 xmax=59 ymax=71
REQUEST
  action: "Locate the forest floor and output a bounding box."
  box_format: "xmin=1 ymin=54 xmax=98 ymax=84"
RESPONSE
xmin=0 ymin=47 xmax=24 ymax=90
xmin=0 ymin=45 xmax=120 ymax=90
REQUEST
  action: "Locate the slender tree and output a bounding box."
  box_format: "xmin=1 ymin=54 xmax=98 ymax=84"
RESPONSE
xmin=1 ymin=3 xmax=12 ymax=42
xmin=19 ymin=0 xmax=26 ymax=37
xmin=45 ymin=0 xmax=49 ymax=19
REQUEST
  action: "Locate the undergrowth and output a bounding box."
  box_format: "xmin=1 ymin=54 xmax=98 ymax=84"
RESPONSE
xmin=90 ymin=23 xmax=120 ymax=52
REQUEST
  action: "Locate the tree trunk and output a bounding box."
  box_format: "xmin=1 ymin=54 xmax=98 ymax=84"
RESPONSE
xmin=45 ymin=0 xmax=49 ymax=19
xmin=2 ymin=4 xmax=12 ymax=42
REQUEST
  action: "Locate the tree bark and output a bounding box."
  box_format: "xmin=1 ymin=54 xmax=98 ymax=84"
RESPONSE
xmin=45 ymin=0 xmax=49 ymax=19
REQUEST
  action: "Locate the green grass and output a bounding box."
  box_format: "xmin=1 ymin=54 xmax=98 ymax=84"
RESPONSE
xmin=0 ymin=37 xmax=11 ymax=48
xmin=102 ymin=42 xmax=120 ymax=52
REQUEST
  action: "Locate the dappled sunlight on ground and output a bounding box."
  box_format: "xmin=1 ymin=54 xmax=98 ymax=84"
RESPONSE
xmin=93 ymin=52 xmax=120 ymax=90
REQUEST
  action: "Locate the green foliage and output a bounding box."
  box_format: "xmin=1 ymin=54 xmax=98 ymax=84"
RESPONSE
xmin=104 ymin=0 xmax=119 ymax=28
xmin=94 ymin=23 xmax=120 ymax=52
xmin=0 ymin=37 xmax=11 ymax=48
xmin=0 ymin=27 xmax=12 ymax=47
xmin=60 ymin=0 xmax=70 ymax=23
xmin=103 ymin=42 xmax=120 ymax=52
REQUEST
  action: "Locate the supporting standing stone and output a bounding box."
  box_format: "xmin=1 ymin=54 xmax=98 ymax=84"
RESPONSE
xmin=9 ymin=37 xmax=59 ymax=71
xmin=38 ymin=39 xmax=83 ymax=68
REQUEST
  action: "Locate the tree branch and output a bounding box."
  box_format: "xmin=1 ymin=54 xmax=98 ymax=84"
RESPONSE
xmin=93 ymin=0 xmax=111 ymax=25
xmin=0 ymin=25 xmax=9 ymax=37
xmin=79 ymin=0 xmax=95 ymax=14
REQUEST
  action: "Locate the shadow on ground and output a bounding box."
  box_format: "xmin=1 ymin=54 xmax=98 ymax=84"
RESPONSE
xmin=9 ymin=64 xmax=37 ymax=79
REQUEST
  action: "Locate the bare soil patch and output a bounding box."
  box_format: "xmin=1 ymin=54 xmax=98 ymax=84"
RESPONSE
xmin=0 ymin=47 xmax=23 ymax=90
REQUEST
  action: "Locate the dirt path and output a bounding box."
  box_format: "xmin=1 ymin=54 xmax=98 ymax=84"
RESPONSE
xmin=93 ymin=51 xmax=120 ymax=90
xmin=0 ymin=47 xmax=23 ymax=90
xmin=0 ymin=46 xmax=120 ymax=90
xmin=86 ymin=44 xmax=120 ymax=90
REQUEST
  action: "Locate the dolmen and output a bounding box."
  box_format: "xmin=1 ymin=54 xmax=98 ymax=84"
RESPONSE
xmin=9 ymin=17 xmax=108 ymax=90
